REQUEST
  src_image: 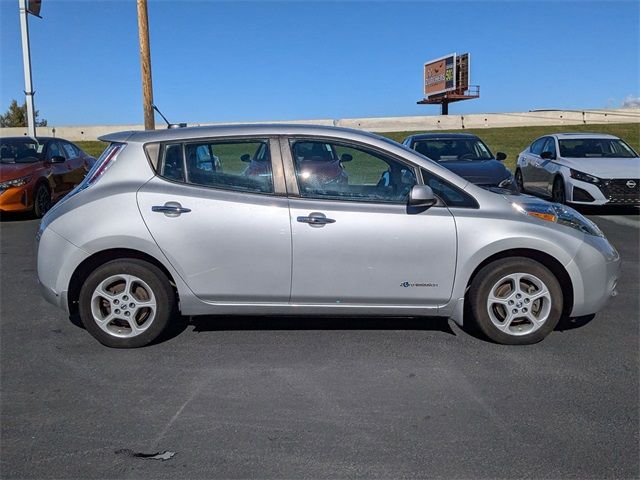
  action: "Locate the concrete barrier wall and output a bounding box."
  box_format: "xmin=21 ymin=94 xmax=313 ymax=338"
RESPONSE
xmin=1 ymin=108 xmax=638 ymax=141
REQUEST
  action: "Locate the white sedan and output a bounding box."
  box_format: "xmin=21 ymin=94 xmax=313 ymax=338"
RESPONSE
xmin=515 ymin=133 xmax=640 ymax=206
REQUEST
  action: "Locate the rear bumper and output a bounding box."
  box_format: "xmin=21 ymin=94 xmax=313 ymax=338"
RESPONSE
xmin=37 ymin=227 xmax=88 ymax=314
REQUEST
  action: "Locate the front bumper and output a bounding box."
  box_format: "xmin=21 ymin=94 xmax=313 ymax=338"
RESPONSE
xmin=568 ymin=177 xmax=640 ymax=206
xmin=0 ymin=185 xmax=33 ymax=212
xmin=565 ymin=233 xmax=620 ymax=317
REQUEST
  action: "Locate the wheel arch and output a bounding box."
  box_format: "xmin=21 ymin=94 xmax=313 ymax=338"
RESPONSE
xmin=465 ymin=248 xmax=574 ymax=319
xmin=67 ymin=248 xmax=178 ymax=317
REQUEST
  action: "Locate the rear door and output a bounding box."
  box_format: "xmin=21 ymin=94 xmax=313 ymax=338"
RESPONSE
xmin=283 ymin=137 xmax=458 ymax=307
xmin=538 ymin=137 xmax=559 ymax=196
xmin=61 ymin=141 xmax=88 ymax=187
xmin=137 ymin=137 xmax=292 ymax=303
xmin=44 ymin=141 xmax=70 ymax=198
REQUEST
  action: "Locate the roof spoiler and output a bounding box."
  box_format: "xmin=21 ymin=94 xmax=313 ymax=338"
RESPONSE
xmin=97 ymin=131 xmax=136 ymax=143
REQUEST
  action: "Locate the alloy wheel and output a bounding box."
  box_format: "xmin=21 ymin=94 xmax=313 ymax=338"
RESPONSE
xmin=486 ymin=272 xmax=552 ymax=336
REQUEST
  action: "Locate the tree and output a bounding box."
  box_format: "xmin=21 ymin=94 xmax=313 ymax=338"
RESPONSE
xmin=0 ymin=99 xmax=47 ymax=127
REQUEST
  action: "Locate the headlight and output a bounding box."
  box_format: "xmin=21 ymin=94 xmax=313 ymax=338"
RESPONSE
xmin=570 ymin=169 xmax=600 ymax=184
xmin=0 ymin=175 xmax=32 ymax=189
xmin=512 ymin=202 xmax=604 ymax=237
xmin=498 ymin=175 xmax=515 ymax=188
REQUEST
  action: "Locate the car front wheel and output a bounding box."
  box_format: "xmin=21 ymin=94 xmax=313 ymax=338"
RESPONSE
xmin=78 ymin=259 xmax=176 ymax=348
xmin=33 ymin=183 xmax=51 ymax=218
xmin=468 ymin=257 xmax=563 ymax=345
xmin=552 ymin=176 xmax=566 ymax=204
xmin=515 ymin=169 xmax=524 ymax=193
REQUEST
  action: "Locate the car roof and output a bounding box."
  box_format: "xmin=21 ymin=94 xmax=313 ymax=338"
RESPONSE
xmin=0 ymin=136 xmax=56 ymax=142
xmin=405 ymin=133 xmax=479 ymax=141
xmin=99 ymin=124 xmax=388 ymax=144
xmin=550 ymin=132 xmax=620 ymax=140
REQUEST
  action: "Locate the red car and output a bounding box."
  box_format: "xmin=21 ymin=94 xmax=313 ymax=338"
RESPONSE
xmin=0 ymin=137 xmax=96 ymax=217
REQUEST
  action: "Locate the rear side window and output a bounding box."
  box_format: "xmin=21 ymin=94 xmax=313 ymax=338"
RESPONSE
xmin=158 ymin=139 xmax=273 ymax=194
xmin=62 ymin=142 xmax=80 ymax=159
xmin=530 ymin=138 xmax=547 ymax=155
xmin=421 ymin=169 xmax=478 ymax=208
xmin=542 ymin=137 xmax=556 ymax=156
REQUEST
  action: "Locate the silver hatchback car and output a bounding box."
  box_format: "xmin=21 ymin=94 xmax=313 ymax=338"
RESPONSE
xmin=37 ymin=125 xmax=620 ymax=348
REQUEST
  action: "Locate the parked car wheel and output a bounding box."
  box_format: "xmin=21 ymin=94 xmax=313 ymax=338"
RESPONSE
xmin=33 ymin=183 xmax=51 ymax=218
xmin=515 ymin=168 xmax=524 ymax=193
xmin=552 ymin=177 xmax=566 ymax=204
xmin=78 ymin=259 xmax=175 ymax=348
xmin=469 ymin=257 xmax=563 ymax=345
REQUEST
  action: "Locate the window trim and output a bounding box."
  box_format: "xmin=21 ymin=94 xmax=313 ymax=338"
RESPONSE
xmin=281 ymin=135 xmax=420 ymax=205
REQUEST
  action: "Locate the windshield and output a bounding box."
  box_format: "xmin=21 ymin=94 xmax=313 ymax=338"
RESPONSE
xmin=0 ymin=139 xmax=44 ymax=163
xmin=558 ymin=138 xmax=638 ymax=158
xmin=413 ymin=138 xmax=494 ymax=161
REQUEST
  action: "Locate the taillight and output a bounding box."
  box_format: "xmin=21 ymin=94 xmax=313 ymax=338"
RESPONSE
xmin=85 ymin=144 xmax=123 ymax=186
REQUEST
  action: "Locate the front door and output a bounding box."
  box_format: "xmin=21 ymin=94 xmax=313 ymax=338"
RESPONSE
xmin=284 ymin=137 xmax=457 ymax=306
xmin=137 ymin=137 xmax=292 ymax=303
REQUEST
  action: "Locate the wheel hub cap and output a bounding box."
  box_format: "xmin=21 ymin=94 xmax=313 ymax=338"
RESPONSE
xmin=486 ymin=272 xmax=552 ymax=336
xmin=90 ymin=274 xmax=157 ymax=338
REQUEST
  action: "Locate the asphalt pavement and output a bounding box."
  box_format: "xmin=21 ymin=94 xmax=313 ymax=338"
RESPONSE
xmin=0 ymin=211 xmax=638 ymax=479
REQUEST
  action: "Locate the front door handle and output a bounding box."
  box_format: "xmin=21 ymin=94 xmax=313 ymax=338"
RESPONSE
xmin=297 ymin=212 xmax=335 ymax=227
xmin=152 ymin=202 xmax=191 ymax=217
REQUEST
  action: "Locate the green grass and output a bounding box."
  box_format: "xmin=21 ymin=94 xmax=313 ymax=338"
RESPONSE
xmin=76 ymin=123 xmax=640 ymax=172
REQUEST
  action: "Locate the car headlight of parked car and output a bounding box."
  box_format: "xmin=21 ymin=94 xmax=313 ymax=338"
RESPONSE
xmin=0 ymin=175 xmax=32 ymax=191
xmin=570 ymin=169 xmax=601 ymax=184
xmin=498 ymin=174 xmax=515 ymax=188
xmin=512 ymin=201 xmax=604 ymax=237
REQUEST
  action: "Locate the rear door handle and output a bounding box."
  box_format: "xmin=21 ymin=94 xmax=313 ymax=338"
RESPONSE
xmin=297 ymin=212 xmax=335 ymax=227
xmin=152 ymin=202 xmax=191 ymax=217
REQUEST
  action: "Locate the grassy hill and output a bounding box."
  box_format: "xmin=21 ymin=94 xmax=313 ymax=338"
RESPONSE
xmin=77 ymin=122 xmax=640 ymax=172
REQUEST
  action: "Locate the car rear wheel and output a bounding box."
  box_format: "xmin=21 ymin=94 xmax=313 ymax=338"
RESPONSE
xmin=468 ymin=257 xmax=563 ymax=345
xmin=78 ymin=259 xmax=175 ymax=348
xmin=552 ymin=177 xmax=566 ymax=204
xmin=515 ymin=169 xmax=524 ymax=193
xmin=33 ymin=183 xmax=51 ymax=218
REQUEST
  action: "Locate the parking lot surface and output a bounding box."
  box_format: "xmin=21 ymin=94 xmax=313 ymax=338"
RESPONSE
xmin=1 ymin=211 xmax=638 ymax=479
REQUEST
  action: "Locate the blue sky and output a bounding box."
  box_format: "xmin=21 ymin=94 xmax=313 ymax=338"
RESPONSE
xmin=0 ymin=0 xmax=638 ymax=125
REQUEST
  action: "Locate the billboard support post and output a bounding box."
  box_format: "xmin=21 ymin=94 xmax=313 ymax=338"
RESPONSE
xmin=18 ymin=0 xmax=38 ymax=139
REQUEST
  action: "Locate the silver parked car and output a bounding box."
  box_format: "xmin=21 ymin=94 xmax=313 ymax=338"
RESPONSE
xmin=37 ymin=125 xmax=620 ymax=348
xmin=515 ymin=133 xmax=640 ymax=205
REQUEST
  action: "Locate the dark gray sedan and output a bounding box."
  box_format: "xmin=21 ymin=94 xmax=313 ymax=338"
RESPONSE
xmin=403 ymin=133 xmax=517 ymax=192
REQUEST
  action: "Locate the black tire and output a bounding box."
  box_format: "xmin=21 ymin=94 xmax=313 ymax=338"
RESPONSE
xmin=32 ymin=183 xmax=51 ymax=218
xmin=515 ymin=169 xmax=524 ymax=193
xmin=468 ymin=257 xmax=563 ymax=345
xmin=552 ymin=176 xmax=566 ymax=204
xmin=78 ymin=259 xmax=176 ymax=348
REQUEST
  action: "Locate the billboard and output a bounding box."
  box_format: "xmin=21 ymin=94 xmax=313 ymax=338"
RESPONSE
xmin=27 ymin=0 xmax=42 ymax=16
xmin=423 ymin=53 xmax=456 ymax=96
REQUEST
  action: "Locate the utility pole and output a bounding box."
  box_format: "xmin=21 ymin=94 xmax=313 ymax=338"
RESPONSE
xmin=18 ymin=0 xmax=40 ymax=139
xmin=136 ymin=0 xmax=155 ymax=130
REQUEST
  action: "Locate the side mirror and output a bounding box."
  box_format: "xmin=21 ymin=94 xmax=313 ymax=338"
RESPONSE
xmin=49 ymin=155 xmax=66 ymax=163
xmin=340 ymin=153 xmax=353 ymax=163
xmin=540 ymin=151 xmax=555 ymax=160
xmin=496 ymin=152 xmax=507 ymax=161
xmin=408 ymin=185 xmax=437 ymax=208
xmin=240 ymin=154 xmax=251 ymax=163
